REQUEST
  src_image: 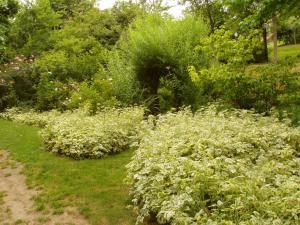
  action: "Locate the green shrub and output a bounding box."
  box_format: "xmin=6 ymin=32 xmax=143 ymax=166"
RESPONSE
xmin=227 ymin=64 xmax=300 ymax=112
xmin=35 ymin=73 xmax=74 ymax=111
xmin=0 ymin=58 xmax=36 ymax=110
xmin=118 ymin=14 xmax=208 ymax=111
xmin=196 ymin=28 xmax=260 ymax=67
xmin=33 ymin=37 xmax=107 ymax=82
xmin=127 ymin=105 xmax=300 ymax=224
xmin=67 ymin=78 xmax=118 ymax=114
xmin=5 ymin=61 xmax=37 ymax=104
xmin=157 ymin=87 xmax=174 ymax=112
xmin=32 ymin=35 xmax=109 ymax=110
xmin=107 ymin=51 xmax=142 ymax=105
xmin=41 ymin=107 xmax=145 ymax=159
xmin=189 ymin=62 xmax=300 ymax=113
xmin=0 ymin=75 xmax=17 ymax=111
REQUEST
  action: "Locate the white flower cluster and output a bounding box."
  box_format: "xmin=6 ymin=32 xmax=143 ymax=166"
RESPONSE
xmin=127 ymin=105 xmax=300 ymax=225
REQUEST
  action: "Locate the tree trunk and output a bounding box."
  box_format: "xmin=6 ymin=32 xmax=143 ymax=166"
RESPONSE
xmin=263 ymin=25 xmax=268 ymax=62
xmin=272 ymin=16 xmax=278 ymax=64
xmin=294 ymin=29 xmax=297 ymax=45
xmin=205 ymin=0 xmax=214 ymax=34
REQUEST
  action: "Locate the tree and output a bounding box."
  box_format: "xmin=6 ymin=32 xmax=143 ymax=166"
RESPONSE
xmin=225 ymin=0 xmax=300 ymax=63
xmin=224 ymin=0 xmax=269 ymax=62
xmin=8 ymin=0 xmax=61 ymax=57
xmin=138 ymin=0 xmax=170 ymax=13
xmin=0 ymin=0 xmax=18 ymax=62
xmin=111 ymin=0 xmax=143 ymax=29
xmin=180 ymin=0 xmax=227 ymax=33
xmin=257 ymin=0 xmax=300 ymax=63
xmin=285 ymin=16 xmax=300 ymax=45
xmin=49 ymin=0 xmax=94 ymax=19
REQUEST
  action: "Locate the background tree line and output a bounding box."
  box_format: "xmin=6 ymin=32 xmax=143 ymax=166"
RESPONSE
xmin=0 ymin=0 xmax=299 ymax=119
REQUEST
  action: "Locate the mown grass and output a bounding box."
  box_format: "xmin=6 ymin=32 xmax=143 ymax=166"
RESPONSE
xmin=0 ymin=119 xmax=136 ymax=225
xmin=269 ymin=44 xmax=300 ymax=62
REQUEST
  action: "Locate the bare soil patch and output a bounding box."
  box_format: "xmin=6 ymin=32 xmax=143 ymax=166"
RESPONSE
xmin=0 ymin=150 xmax=89 ymax=225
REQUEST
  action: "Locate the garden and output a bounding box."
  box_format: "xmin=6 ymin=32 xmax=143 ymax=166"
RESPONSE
xmin=0 ymin=0 xmax=300 ymax=224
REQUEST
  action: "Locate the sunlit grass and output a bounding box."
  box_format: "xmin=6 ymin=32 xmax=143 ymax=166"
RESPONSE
xmin=269 ymin=44 xmax=300 ymax=61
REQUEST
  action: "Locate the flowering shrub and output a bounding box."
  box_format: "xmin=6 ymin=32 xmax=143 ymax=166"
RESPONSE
xmin=127 ymin=105 xmax=300 ymax=224
xmin=41 ymin=107 xmax=145 ymax=159
xmin=1 ymin=106 xmax=145 ymax=159
xmin=0 ymin=57 xmax=36 ymax=111
xmin=0 ymin=107 xmax=60 ymax=127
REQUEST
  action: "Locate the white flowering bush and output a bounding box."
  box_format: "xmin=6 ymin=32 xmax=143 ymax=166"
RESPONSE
xmin=0 ymin=107 xmax=61 ymax=127
xmin=1 ymin=106 xmax=146 ymax=158
xmin=41 ymin=107 xmax=145 ymax=159
xmin=127 ymin=105 xmax=300 ymax=225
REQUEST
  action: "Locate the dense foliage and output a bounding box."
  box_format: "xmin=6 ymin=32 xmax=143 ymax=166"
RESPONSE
xmin=0 ymin=107 xmax=60 ymax=127
xmin=117 ymin=14 xmax=208 ymax=111
xmin=0 ymin=0 xmax=144 ymax=112
xmin=189 ymin=61 xmax=300 ymax=113
xmin=0 ymin=0 xmax=18 ymax=63
xmin=1 ymin=107 xmax=145 ymax=159
xmin=42 ymin=107 xmax=145 ymax=158
xmin=0 ymin=1 xmax=300 ymax=223
xmin=1 ymin=0 xmax=299 ymax=115
xmin=0 ymin=56 xmax=36 ymax=110
xmin=127 ymin=105 xmax=300 ymax=224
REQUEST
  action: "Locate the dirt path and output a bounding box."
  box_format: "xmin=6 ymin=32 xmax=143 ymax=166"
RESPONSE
xmin=0 ymin=150 xmax=89 ymax=225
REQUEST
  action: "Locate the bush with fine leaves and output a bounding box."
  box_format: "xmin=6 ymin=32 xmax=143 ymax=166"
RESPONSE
xmin=0 ymin=107 xmax=60 ymax=127
xmin=118 ymin=14 xmax=208 ymax=111
xmin=41 ymin=107 xmax=145 ymax=159
xmin=127 ymin=105 xmax=300 ymax=225
xmin=1 ymin=106 xmax=145 ymax=159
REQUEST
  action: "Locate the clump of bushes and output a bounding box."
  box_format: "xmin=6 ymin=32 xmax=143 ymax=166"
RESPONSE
xmin=0 ymin=74 xmax=17 ymax=111
xmin=67 ymin=77 xmax=118 ymax=114
xmin=35 ymin=74 xmax=74 ymax=111
xmin=41 ymin=107 xmax=145 ymax=159
xmin=1 ymin=106 xmax=146 ymax=159
xmin=0 ymin=57 xmax=37 ymax=111
xmin=116 ymin=14 xmax=208 ymax=111
xmin=190 ymin=59 xmax=300 ymax=113
xmin=0 ymin=107 xmax=61 ymax=127
xmin=127 ymin=105 xmax=300 ymax=224
xmin=188 ymin=28 xmax=300 ymax=115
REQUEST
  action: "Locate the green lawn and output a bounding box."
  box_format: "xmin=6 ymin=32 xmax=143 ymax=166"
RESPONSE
xmin=269 ymin=44 xmax=300 ymax=61
xmin=0 ymin=119 xmax=136 ymax=225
